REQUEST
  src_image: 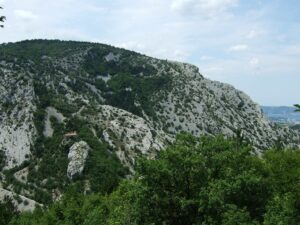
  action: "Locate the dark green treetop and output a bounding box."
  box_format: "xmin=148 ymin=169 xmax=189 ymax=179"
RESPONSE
xmin=0 ymin=7 xmax=5 ymax=28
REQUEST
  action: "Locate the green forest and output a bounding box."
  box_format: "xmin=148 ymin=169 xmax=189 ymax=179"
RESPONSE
xmin=2 ymin=134 xmax=300 ymax=225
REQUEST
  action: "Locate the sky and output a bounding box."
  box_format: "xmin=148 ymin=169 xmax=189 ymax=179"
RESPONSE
xmin=0 ymin=0 xmax=299 ymax=106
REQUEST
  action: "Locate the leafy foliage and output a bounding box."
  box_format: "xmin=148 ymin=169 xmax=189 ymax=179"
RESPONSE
xmin=9 ymin=135 xmax=300 ymax=225
xmin=70 ymin=118 xmax=128 ymax=193
xmin=0 ymin=6 xmax=5 ymax=28
xmin=104 ymin=73 xmax=171 ymax=118
xmin=0 ymin=40 xmax=171 ymax=121
xmin=0 ymin=197 xmax=17 ymax=225
xmin=83 ymin=46 xmax=156 ymax=77
xmin=22 ymin=114 xmax=128 ymax=204
xmin=0 ymin=40 xmax=91 ymax=62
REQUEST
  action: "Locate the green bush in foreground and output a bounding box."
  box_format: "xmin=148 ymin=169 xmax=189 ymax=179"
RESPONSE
xmin=8 ymin=134 xmax=300 ymax=225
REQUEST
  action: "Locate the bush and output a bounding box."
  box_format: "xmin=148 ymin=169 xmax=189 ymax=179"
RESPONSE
xmin=9 ymin=135 xmax=300 ymax=225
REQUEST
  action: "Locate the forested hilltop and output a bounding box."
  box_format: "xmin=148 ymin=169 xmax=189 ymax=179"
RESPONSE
xmin=3 ymin=134 xmax=300 ymax=225
xmin=0 ymin=40 xmax=299 ymax=223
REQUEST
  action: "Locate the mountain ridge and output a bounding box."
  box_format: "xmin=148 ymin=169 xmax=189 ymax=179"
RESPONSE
xmin=0 ymin=39 xmax=299 ymax=209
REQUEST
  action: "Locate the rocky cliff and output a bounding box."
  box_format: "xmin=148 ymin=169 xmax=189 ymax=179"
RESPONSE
xmin=0 ymin=40 xmax=298 ymax=208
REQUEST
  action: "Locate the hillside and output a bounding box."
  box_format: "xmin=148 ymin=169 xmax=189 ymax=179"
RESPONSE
xmin=0 ymin=40 xmax=299 ymax=209
xmin=6 ymin=135 xmax=300 ymax=225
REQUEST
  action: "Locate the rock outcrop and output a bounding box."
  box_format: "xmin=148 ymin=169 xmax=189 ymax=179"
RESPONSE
xmin=86 ymin=105 xmax=170 ymax=171
xmin=67 ymin=141 xmax=90 ymax=179
xmin=0 ymin=188 xmax=42 ymax=212
xmin=0 ymin=64 xmax=36 ymax=169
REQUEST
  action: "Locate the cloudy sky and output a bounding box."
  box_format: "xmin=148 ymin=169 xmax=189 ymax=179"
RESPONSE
xmin=0 ymin=0 xmax=299 ymax=106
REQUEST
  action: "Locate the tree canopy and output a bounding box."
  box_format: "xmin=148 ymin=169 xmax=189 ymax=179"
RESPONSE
xmin=7 ymin=134 xmax=300 ymax=225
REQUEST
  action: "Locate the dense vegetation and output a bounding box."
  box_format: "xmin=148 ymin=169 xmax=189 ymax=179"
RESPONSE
xmin=1 ymin=79 xmax=128 ymax=204
xmin=4 ymin=134 xmax=300 ymax=225
xmin=21 ymin=114 xmax=127 ymax=204
xmin=104 ymin=73 xmax=171 ymax=118
xmin=0 ymin=40 xmax=91 ymax=62
xmin=84 ymin=46 xmax=156 ymax=77
xmin=0 ymin=40 xmax=176 ymax=212
xmin=0 ymin=197 xmax=16 ymax=225
xmin=0 ymin=40 xmax=170 ymax=119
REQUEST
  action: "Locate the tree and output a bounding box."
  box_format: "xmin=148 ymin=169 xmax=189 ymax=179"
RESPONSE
xmin=264 ymin=193 xmax=300 ymax=225
xmin=0 ymin=7 xmax=5 ymax=28
xmin=295 ymin=104 xmax=300 ymax=112
xmin=0 ymin=8 xmax=5 ymax=28
xmin=0 ymin=197 xmax=17 ymax=225
xmin=8 ymin=135 xmax=300 ymax=225
xmin=113 ymin=134 xmax=270 ymax=225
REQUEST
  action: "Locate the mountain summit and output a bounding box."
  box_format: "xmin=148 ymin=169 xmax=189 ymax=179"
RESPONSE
xmin=0 ymin=40 xmax=299 ymax=208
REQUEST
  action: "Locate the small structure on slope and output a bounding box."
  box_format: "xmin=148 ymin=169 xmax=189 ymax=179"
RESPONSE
xmin=64 ymin=131 xmax=78 ymax=138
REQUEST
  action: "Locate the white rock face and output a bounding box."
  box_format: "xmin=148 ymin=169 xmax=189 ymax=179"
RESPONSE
xmin=67 ymin=141 xmax=90 ymax=179
xmin=87 ymin=105 xmax=170 ymax=171
xmin=14 ymin=167 xmax=29 ymax=184
xmin=0 ymin=188 xmax=42 ymax=212
xmin=154 ymin=61 xmax=299 ymax=149
xmin=105 ymin=52 xmax=120 ymax=62
xmin=0 ymin=66 xmax=36 ymax=169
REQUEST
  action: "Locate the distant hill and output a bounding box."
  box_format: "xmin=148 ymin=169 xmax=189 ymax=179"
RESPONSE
xmin=262 ymin=106 xmax=300 ymax=124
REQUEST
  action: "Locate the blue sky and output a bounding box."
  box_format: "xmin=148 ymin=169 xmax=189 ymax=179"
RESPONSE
xmin=0 ymin=0 xmax=299 ymax=106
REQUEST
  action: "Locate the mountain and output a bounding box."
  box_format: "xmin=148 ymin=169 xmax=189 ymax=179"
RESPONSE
xmin=262 ymin=106 xmax=300 ymax=124
xmin=0 ymin=40 xmax=299 ymax=210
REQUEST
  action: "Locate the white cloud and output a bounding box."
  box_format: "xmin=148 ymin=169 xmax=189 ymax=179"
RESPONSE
xmin=249 ymin=57 xmax=259 ymax=66
xmin=14 ymin=9 xmax=38 ymax=20
xmin=229 ymin=44 xmax=249 ymax=52
xmin=246 ymin=29 xmax=266 ymax=39
xmin=283 ymin=45 xmax=300 ymax=56
xmin=203 ymin=66 xmax=223 ymax=72
xmin=171 ymin=0 xmax=239 ymax=17
xmin=173 ymin=49 xmax=189 ymax=60
xmin=116 ymin=41 xmax=146 ymax=52
xmin=200 ymin=55 xmax=213 ymax=60
xmin=246 ymin=30 xmax=258 ymax=39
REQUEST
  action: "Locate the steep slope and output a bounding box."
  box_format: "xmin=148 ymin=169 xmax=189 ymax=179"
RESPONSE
xmin=0 ymin=40 xmax=299 ymax=207
xmin=155 ymin=62 xmax=298 ymax=149
xmin=0 ymin=63 xmax=36 ymax=169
